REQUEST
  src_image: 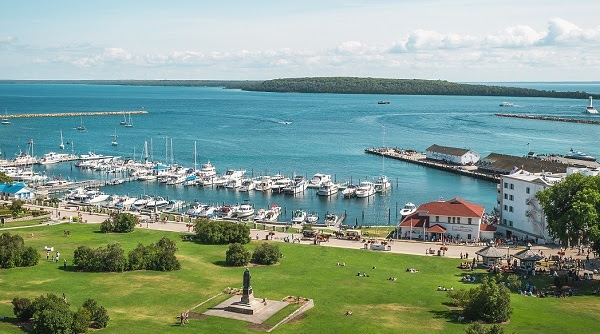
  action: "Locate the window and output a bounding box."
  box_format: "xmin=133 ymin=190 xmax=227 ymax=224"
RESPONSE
xmin=526 ymin=187 xmax=530 ymax=194
xmin=457 ymin=217 xmax=461 ymax=224
xmin=504 ymin=205 xmax=508 ymax=211
xmin=510 ymin=183 xmax=514 ymax=190
xmin=504 ymin=182 xmax=508 ymax=189
xmin=509 ymin=221 xmax=513 ymax=227
xmin=435 ymin=216 xmax=439 ymax=222
xmin=467 ymin=234 xmax=472 ymax=240
xmin=468 ymin=218 xmax=472 ymax=224
xmin=509 ymin=206 xmax=513 ymax=213
xmin=509 ymin=195 xmax=514 ymax=201
xmin=503 ymin=219 xmax=507 ymax=224
xmin=504 ymin=193 xmax=508 ymax=199
xmin=448 ymin=217 xmax=451 ymax=223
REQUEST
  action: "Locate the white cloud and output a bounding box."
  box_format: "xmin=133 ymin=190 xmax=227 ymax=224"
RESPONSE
xmin=0 ymin=35 xmax=16 ymax=44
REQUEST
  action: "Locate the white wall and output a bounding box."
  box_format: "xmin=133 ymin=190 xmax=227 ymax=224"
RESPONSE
xmin=499 ymin=176 xmax=548 ymax=242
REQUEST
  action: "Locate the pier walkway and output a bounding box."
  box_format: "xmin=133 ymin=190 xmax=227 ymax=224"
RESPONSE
xmin=3 ymin=110 xmax=148 ymax=119
xmin=495 ymin=113 xmax=600 ymax=125
xmin=365 ymin=148 xmax=500 ymax=183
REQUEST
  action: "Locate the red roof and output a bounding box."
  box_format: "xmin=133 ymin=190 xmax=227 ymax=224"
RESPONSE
xmin=480 ymin=223 xmax=497 ymax=232
xmin=399 ymin=212 xmax=429 ymax=228
xmin=417 ymin=197 xmax=484 ymax=218
xmin=427 ymin=224 xmax=446 ymax=233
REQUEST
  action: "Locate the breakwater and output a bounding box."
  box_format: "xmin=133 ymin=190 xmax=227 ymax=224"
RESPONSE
xmin=3 ymin=110 xmax=148 ymax=119
xmin=495 ymin=113 xmax=600 ymax=125
xmin=365 ymin=148 xmax=500 ymax=183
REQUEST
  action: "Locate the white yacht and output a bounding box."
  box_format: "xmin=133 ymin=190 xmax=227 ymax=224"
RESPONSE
xmin=324 ymin=213 xmax=338 ymax=226
xmin=200 ymin=161 xmax=217 ymax=177
xmin=499 ymin=101 xmax=514 ymax=107
xmin=256 ymin=176 xmax=273 ymax=192
xmin=374 ymin=176 xmax=391 ymax=193
xmin=133 ymin=196 xmax=152 ymax=207
xmin=216 ymin=206 xmax=236 ymax=219
xmin=291 ymin=209 xmax=307 ymax=224
xmin=239 ymin=178 xmax=256 ymax=192
xmin=316 ymin=181 xmax=339 ymax=196
xmin=308 ymin=173 xmax=331 ymax=187
xmin=39 ymin=152 xmax=69 ymax=165
xmin=236 ymin=201 xmax=255 ymax=218
xmin=306 ymin=213 xmax=319 ymax=224
xmin=226 ymin=178 xmax=242 ymax=188
xmin=263 ymin=205 xmax=281 ymax=222
xmin=272 ymin=177 xmax=292 ymax=193
xmin=586 ymin=96 xmax=598 ymax=114
xmin=254 ymin=209 xmax=266 ymax=221
xmin=342 ymin=184 xmax=357 ymax=198
xmin=284 ymin=176 xmax=307 ymax=194
xmin=355 ymin=181 xmax=376 ymax=198
xmin=400 ymin=202 xmax=417 ymax=217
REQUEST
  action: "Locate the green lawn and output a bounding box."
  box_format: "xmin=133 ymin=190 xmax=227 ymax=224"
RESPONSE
xmin=0 ymin=224 xmax=598 ymax=333
xmin=0 ymin=218 xmax=48 ymax=229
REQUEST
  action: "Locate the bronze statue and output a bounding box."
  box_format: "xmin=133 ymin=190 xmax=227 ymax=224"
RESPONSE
xmin=243 ymin=268 xmax=251 ymax=289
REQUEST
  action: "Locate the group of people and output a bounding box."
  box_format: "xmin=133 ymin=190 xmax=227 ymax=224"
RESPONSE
xmin=335 ymin=262 xmax=346 ymax=266
xmin=436 ymin=286 xmax=454 ymax=291
xmin=405 ymin=268 xmax=419 ymax=273
xmin=461 ymin=275 xmax=476 ymax=283
xmin=177 ymin=311 xmax=189 ymax=325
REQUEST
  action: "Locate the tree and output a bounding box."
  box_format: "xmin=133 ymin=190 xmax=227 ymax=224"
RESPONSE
xmin=12 ymin=297 xmax=32 ymax=321
xmin=82 ymin=299 xmax=109 ymax=328
xmin=537 ymin=173 xmax=600 ymax=252
xmin=30 ymin=294 xmax=73 ymax=334
xmin=251 ymin=243 xmax=280 ymax=265
xmin=194 ymin=219 xmax=250 ymax=244
xmin=100 ymin=213 xmax=138 ymax=233
xmin=0 ymin=171 xmax=13 ymax=183
xmin=506 ymin=274 xmax=521 ymax=292
xmin=128 ymin=243 xmax=151 ymax=271
xmin=457 ymin=276 xmax=512 ymax=323
xmin=104 ymin=243 xmax=127 ymax=272
xmin=554 ymin=275 xmax=569 ymax=289
xmin=72 ymin=307 xmax=91 ymax=334
xmin=226 ymin=243 xmax=250 ymax=266
xmin=10 ymin=199 xmax=24 ymax=218
xmin=465 ymin=323 xmax=505 ymax=334
xmin=0 ymin=232 xmax=38 ymax=268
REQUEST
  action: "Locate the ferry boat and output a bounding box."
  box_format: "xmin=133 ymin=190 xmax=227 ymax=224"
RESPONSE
xmin=399 ymin=202 xmax=417 ymax=217
xmin=316 ymin=181 xmax=339 ymax=196
xmin=355 ymin=181 xmax=376 ymax=198
xmin=565 ymin=148 xmax=596 ymax=162
xmin=499 ymin=102 xmax=514 ymax=107
xmin=374 ymin=176 xmax=391 ymax=193
xmin=586 ymin=96 xmax=598 ymax=114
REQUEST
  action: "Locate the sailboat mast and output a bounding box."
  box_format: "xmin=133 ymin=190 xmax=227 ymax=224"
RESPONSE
xmin=150 ymin=138 xmax=154 ymax=162
xmin=170 ymin=138 xmax=174 ymax=164
xmin=382 ymin=124 xmax=385 ymax=176
xmin=144 ymin=141 xmax=149 ymax=163
xmin=165 ymin=136 xmax=168 ymax=165
xmin=194 ymin=141 xmax=197 ymax=171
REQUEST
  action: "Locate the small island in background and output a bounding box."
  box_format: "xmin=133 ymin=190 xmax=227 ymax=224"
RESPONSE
xmin=2 ymin=77 xmax=599 ymax=99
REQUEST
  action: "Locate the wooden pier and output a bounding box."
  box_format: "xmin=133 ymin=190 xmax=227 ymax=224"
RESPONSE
xmin=35 ymin=180 xmax=106 ymax=194
xmin=3 ymin=110 xmax=148 ymax=119
xmin=365 ymin=148 xmax=500 ymax=183
xmin=495 ymin=113 xmax=600 ymax=125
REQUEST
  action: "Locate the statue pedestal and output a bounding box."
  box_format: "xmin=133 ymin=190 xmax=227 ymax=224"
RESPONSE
xmin=226 ymin=287 xmax=266 ymax=315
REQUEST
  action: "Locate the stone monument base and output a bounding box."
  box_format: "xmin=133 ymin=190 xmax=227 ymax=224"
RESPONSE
xmin=225 ymin=296 xmax=267 ymax=315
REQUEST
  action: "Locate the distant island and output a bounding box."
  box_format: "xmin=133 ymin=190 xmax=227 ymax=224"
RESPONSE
xmin=2 ymin=77 xmax=598 ymax=99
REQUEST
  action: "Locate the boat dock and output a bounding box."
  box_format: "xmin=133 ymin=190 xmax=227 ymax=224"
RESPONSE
xmin=365 ymin=148 xmax=500 ymax=183
xmin=35 ymin=180 xmax=106 ymax=195
xmin=3 ymin=110 xmax=148 ymax=119
xmin=495 ymin=113 xmax=600 ymax=125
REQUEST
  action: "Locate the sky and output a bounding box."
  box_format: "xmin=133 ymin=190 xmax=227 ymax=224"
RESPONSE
xmin=1 ymin=0 xmax=600 ymax=81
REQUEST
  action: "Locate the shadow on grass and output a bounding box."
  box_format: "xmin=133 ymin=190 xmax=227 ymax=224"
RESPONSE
xmin=57 ymin=264 xmax=78 ymax=271
xmin=0 ymin=316 xmax=31 ymax=333
xmin=429 ymin=308 xmax=462 ymax=324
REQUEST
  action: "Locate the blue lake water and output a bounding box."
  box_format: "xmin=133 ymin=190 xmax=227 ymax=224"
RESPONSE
xmin=1 ymin=82 xmax=599 ymax=225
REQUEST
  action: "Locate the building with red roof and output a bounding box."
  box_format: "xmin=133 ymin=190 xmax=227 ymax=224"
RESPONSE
xmin=398 ymin=197 xmax=492 ymax=242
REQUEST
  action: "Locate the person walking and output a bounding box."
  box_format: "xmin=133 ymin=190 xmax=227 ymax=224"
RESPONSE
xmin=63 ymin=259 xmax=67 ymax=270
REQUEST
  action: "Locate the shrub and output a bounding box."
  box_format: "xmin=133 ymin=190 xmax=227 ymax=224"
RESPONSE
xmin=82 ymin=299 xmax=109 ymax=328
xmin=10 ymin=199 xmax=24 ymax=218
xmin=465 ymin=323 xmax=505 ymax=334
xmin=72 ymin=307 xmax=91 ymax=333
xmin=31 ymin=294 xmax=73 ymax=334
xmin=226 ymin=243 xmax=250 ymax=266
xmin=461 ymin=276 xmax=512 ymax=323
xmin=194 ymin=219 xmax=250 ymax=244
xmin=100 ymin=213 xmax=138 ymax=233
xmin=506 ymin=274 xmax=521 ymax=292
xmin=251 ymin=243 xmax=279 ymax=265
xmin=73 ymin=243 xmax=126 ymax=272
xmin=128 ymin=243 xmax=151 ymax=271
xmin=12 ymin=297 xmax=32 ymax=321
xmin=554 ymin=275 xmax=569 ymax=289
xmin=103 ymin=243 xmax=127 ymax=272
xmin=127 ymin=237 xmax=180 ymax=271
xmin=0 ymin=232 xmax=39 ymax=268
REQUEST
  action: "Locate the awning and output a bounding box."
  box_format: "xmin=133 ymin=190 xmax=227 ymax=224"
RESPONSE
xmin=427 ymin=224 xmax=446 ymax=233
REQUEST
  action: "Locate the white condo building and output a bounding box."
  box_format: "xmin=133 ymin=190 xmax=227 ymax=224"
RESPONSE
xmin=497 ymin=167 xmax=600 ymax=244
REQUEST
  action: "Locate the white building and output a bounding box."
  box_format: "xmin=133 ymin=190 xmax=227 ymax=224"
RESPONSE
xmin=497 ymin=167 xmax=600 ymax=244
xmin=398 ymin=197 xmax=493 ymax=242
xmin=0 ymin=182 xmax=36 ymax=200
xmin=425 ymin=144 xmax=480 ymax=165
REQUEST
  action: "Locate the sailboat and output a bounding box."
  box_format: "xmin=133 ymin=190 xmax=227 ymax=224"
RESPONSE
xmin=111 ymin=128 xmax=118 ymax=146
xmin=76 ymin=117 xmax=86 ymax=131
xmin=1 ymin=109 xmax=10 ymax=125
xmin=124 ymin=113 xmax=133 ymax=127
xmin=586 ymin=96 xmax=598 ymax=114
xmin=59 ymin=130 xmax=65 ymax=150
xmin=374 ymin=124 xmax=391 ymax=193
xmin=120 ymin=115 xmax=127 ymax=125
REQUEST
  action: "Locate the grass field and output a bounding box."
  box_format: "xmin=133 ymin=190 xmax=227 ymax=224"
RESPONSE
xmin=0 ymin=223 xmax=599 ymax=333
xmin=0 ymin=218 xmax=48 ymax=229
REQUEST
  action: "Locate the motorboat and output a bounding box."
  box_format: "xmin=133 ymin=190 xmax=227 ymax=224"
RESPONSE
xmin=374 ymin=176 xmax=391 ymax=193
xmin=499 ymin=102 xmax=514 ymax=107
xmin=324 ymin=213 xmax=338 ymax=226
xmin=342 ymin=184 xmax=357 ymax=198
xmin=166 ymin=175 xmax=187 ymax=185
xmin=236 ymin=201 xmax=255 ymax=218
xmin=284 ymin=176 xmax=307 ymax=194
xmin=309 ymin=173 xmax=331 ymax=187
xmin=145 ymin=197 xmax=169 ymax=209
xmin=291 ymin=210 xmax=307 ymax=224
xmin=586 ymin=96 xmax=598 ymax=114
xmin=377 ymin=100 xmax=391 ymax=104
xmin=216 ymin=206 xmax=236 ymax=219
xmin=1 ymin=109 xmax=10 ymax=125
xmin=271 ymin=177 xmax=292 ymax=193
xmin=306 ymin=213 xmax=319 ymax=224
xmin=355 ymin=181 xmax=376 ymax=198
xmin=263 ymin=205 xmax=281 ymax=222
xmin=239 ymin=178 xmax=256 ymax=192
xmin=400 ymin=202 xmax=417 ymax=217
xmin=200 ymin=161 xmax=217 ymax=177
xmin=256 ymin=176 xmax=273 ymax=192
xmin=88 ymin=193 xmax=110 ymax=205
xmin=254 ymin=209 xmax=266 ymax=221
xmin=565 ymin=148 xmax=596 ymax=162
xmin=38 ymin=152 xmax=70 ymax=165
xmin=316 ymin=181 xmax=339 ymax=196
xmin=198 ymin=205 xmax=217 ymax=218
xmin=226 ymin=178 xmax=242 ymax=189
xmin=133 ymin=196 xmax=153 ymax=207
